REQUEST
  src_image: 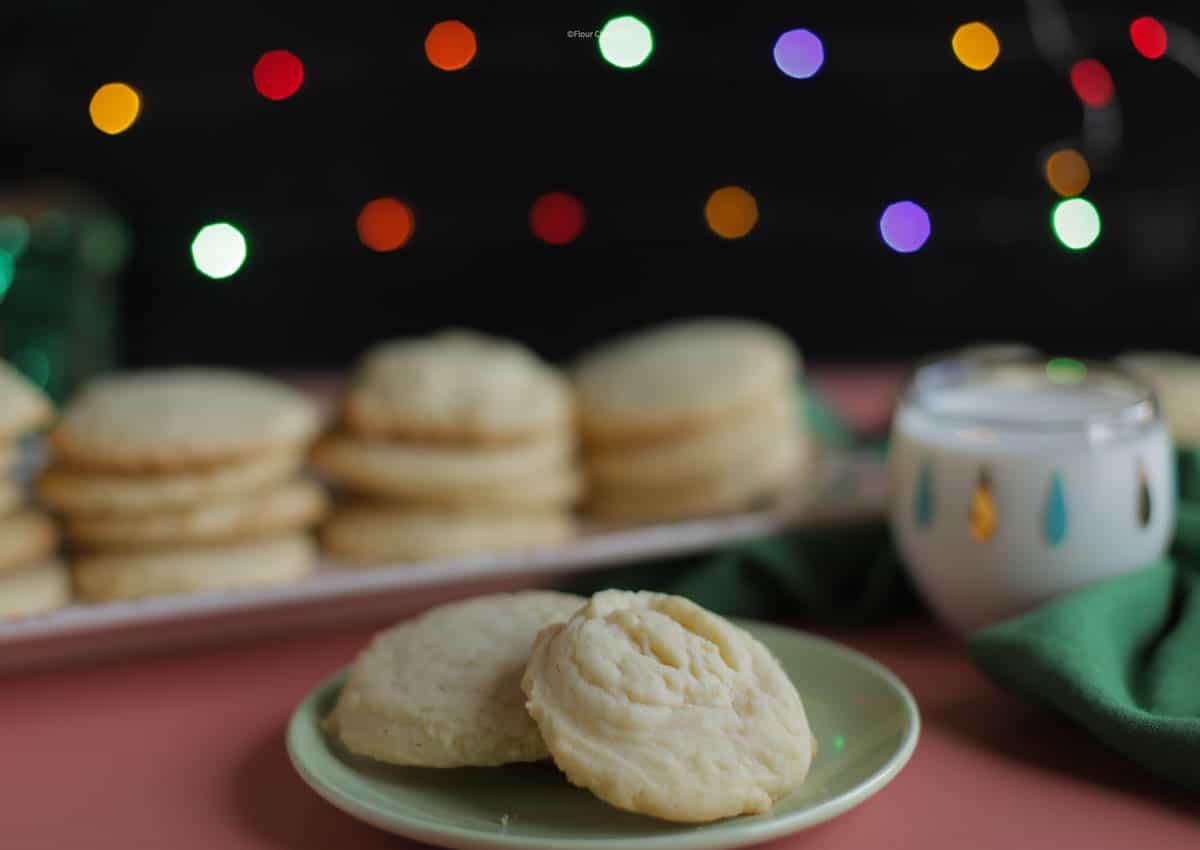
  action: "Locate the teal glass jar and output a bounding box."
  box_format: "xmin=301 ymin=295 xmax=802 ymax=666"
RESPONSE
xmin=0 ymin=182 xmax=130 ymax=403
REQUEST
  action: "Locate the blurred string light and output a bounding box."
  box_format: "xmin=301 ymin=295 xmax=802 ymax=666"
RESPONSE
xmin=1052 ymin=197 xmax=1101 ymax=250
xmin=598 ymin=15 xmax=653 ymax=68
xmin=1044 ymin=148 xmax=1090 ymax=197
xmin=772 ymin=29 xmax=824 ymax=79
xmin=1130 ymin=17 xmax=1168 ymax=59
xmin=253 ymin=50 xmax=304 ymax=100
xmin=704 ymin=186 xmax=758 ymax=239
xmin=1025 ymin=0 xmax=1122 ymax=169
xmin=357 ymin=198 xmax=415 ymax=251
xmin=1154 ymin=19 xmax=1200 ymax=79
xmin=530 ymin=192 xmax=585 ymax=245
xmin=951 ymin=22 xmax=1001 ymax=71
xmin=879 ymin=201 xmax=931 ymax=254
xmin=89 ymin=82 xmax=141 ymax=135
xmin=425 ymin=20 xmax=477 ymax=71
xmin=191 ymin=223 xmax=247 ymax=279
xmin=1025 ymin=0 xmax=1078 ymax=70
xmin=1069 ymin=59 xmax=1115 ymax=107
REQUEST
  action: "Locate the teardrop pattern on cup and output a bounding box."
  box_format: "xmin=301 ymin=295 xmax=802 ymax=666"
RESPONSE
xmin=969 ymin=468 xmax=997 ymax=542
xmin=1137 ymin=461 xmax=1152 ymax=528
xmin=915 ymin=461 xmax=934 ymax=529
xmin=1043 ymin=472 xmax=1068 ymax=546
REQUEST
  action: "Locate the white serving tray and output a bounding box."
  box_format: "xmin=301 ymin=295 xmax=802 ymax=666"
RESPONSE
xmin=0 ymin=447 xmax=886 ymax=673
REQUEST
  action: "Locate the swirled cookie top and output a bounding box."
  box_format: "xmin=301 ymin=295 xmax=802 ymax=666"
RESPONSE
xmin=522 ymin=590 xmax=814 ymax=823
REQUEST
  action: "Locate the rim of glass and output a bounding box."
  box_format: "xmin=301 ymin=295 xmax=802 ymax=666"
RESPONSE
xmin=901 ymin=350 xmax=1161 ymax=435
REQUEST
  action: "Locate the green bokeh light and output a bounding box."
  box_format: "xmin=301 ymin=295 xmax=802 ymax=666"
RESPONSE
xmin=1052 ymin=197 xmax=1101 ymax=251
xmin=191 ymin=222 xmax=247 ymax=279
xmin=598 ymin=15 xmax=653 ymax=68
xmin=0 ymin=249 xmax=14 ymax=303
xmin=1046 ymin=357 xmax=1087 ymax=384
xmin=833 ymin=735 xmax=846 ymax=751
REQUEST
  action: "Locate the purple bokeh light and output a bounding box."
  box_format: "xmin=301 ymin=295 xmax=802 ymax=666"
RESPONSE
xmin=879 ymin=201 xmax=931 ymax=253
xmin=773 ymin=29 xmax=825 ymax=79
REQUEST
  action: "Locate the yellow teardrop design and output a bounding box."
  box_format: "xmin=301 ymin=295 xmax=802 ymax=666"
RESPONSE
xmin=969 ymin=469 xmax=997 ymax=541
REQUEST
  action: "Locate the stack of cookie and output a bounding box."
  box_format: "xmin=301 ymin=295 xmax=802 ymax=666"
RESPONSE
xmin=572 ymin=317 xmax=808 ymax=524
xmin=313 ymin=329 xmax=580 ymax=563
xmin=36 ymin=368 xmax=328 ymax=601
xmin=0 ymin=362 xmax=68 ymax=620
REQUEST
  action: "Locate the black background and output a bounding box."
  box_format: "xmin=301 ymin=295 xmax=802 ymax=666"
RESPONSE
xmin=4 ymin=1 xmax=1199 ymax=369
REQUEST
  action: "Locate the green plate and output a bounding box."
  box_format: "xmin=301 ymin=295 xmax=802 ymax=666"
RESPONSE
xmin=287 ymin=621 xmax=920 ymax=850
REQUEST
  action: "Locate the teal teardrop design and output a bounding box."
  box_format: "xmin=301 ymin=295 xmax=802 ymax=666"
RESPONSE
xmin=1043 ymin=472 xmax=1068 ymax=546
xmin=915 ymin=462 xmax=933 ymax=529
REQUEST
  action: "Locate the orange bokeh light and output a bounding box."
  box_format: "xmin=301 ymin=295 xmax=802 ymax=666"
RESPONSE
xmin=704 ymin=186 xmax=759 ymax=239
xmin=1044 ymin=149 xmax=1090 ymax=197
xmin=357 ymin=198 xmax=415 ymax=251
xmin=425 ymin=20 xmax=477 ymax=71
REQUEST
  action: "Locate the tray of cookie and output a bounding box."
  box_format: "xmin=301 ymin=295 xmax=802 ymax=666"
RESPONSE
xmin=0 ymin=318 xmax=886 ymax=673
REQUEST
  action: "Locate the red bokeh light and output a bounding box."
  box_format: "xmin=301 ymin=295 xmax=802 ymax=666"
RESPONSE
xmin=530 ymin=192 xmax=585 ymax=245
xmin=357 ymin=198 xmax=415 ymax=252
xmin=425 ymin=20 xmax=478 ymax=71
xmin=1069 ymin=59 xmax=1114 ymax=108
xmin=253 ymin=50 xmax=304 ymax=101
xmin=1130 ymin=17 xmax=1168 ymax=60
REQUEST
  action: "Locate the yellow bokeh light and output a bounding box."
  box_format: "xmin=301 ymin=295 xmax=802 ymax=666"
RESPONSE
xmin=952 ymin=22 xmax=1000 ymax=71
xmin=704 ymin=186 xmax=758 ymax=239
xmin=89 ymin=83 xmax=142 ymax=135
xmin=1045 ymin=149 xmax=1090 ymax=198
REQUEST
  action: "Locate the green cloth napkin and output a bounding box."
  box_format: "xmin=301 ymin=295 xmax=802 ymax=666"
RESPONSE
xmin=562 ymin=384 xmax=1200 ymax=792
xmin=562 ymin=518 xmax=913 ymax=626
xmin=968 ymin=446 xmax=1200 ymax=793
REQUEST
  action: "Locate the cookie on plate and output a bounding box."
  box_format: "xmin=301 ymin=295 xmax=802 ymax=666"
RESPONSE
xmin=37 ymin=449 xmax=304 ymax=515
xmin=0 ymin=560 xmax=71 ymax=621
xmin=522 ymin=590 xmax=815 ymax=823
xmin=325 ymin=591 xmax=585 ymax=767
xmin=311 ymin=433 xmax=581 ymax=511
xmin=0 ymin=480 xmax=21 ymax=518
xmin=585 ymin=430 xmax=807 ymax=524
xmin=572 ymin=318 xmax=800 ymax=446
xmin=582 ymin=393 xmax=798 ymax=488
xmin=0 ymin=443 xmax=18 ymax=475
xmin=320 ymin=506 xmax=573 ymax=564
xmin=343 ymin=329 xmax=572 ymax=444
xmin=64 ymin=479 xmax=328 ymax=552
xmin=0 ymin=361 xmax=53 ymax=443
xmin=0 ymin=510 xmax=59 ymax=573
xmin=72 ymin=534 xmax=317 ymax=602
xmin=48 ymin=368 xmax=322 ymax=472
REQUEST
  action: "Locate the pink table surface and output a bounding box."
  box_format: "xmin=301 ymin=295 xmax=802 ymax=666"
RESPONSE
xmin=3 ymin=366 xmax=1199 ymax=849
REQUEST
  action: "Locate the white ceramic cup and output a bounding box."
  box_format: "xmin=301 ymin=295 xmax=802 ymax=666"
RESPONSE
xmin=888 ymin=353 xmax=1175 ymax=634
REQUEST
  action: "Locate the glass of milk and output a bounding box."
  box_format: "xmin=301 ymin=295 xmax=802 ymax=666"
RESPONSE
xmin=889 ymin=352 xmax=1174 ymax=634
